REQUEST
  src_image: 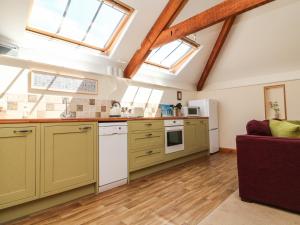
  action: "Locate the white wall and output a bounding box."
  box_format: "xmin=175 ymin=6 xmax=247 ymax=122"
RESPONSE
xmin=198 ymin=79 xmax=300 ymax=149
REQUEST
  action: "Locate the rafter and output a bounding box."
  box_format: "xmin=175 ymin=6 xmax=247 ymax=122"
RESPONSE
xmin=197 ymin=16 xmax=236 ymax=91
xmin=124 ymin=0 xmax=188 ymax=79
xmin=152 ymin=0 xmax=274 ymax=49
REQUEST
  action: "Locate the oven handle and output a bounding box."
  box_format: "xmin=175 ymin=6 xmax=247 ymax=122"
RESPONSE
xmin=165 ymin=126 xmax=184 ymax=131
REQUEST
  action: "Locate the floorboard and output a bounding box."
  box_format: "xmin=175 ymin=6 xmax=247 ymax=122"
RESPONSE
xmin=9 ymin=152 xmax=238 ymax=225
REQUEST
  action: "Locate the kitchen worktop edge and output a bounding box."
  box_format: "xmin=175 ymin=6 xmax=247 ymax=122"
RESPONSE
xmin=0 ymin=116 xmax=209 ymax=124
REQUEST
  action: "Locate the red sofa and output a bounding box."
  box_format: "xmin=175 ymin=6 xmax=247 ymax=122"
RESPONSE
xmin=236 ymin=135 xmax=300 ymax=213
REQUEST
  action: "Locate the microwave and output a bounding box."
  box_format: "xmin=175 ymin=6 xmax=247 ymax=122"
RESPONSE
xmin=182 ymin=106 xmax=201 ymax=117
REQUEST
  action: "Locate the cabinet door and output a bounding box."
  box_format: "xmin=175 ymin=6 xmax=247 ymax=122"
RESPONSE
xmin=0 ymin=126 xmax=37 ymax=209
xmin=196 ymin=120 xmax=209 ymax=152
xmin=184 ymin=120 xmax=198 ymax=154
xmin=41 ymin=123 xmax=96 ymax=196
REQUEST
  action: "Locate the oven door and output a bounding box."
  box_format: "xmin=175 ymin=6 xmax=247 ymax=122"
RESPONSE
xmin=165 ymin=126 xmax=184 ymax=154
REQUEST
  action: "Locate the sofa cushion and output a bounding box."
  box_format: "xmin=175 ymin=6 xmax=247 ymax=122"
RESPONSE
xmin=288 ymin=120 xmax=300 ymax=126
xmin=246 ymin=120 xmax=272 ymax=136
xmin=270 ymin=120 xmax=300 ymax=138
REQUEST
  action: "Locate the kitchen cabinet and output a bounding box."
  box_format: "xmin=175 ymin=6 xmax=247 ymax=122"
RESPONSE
xmin=198 ymin=119 xmax=209 ymax=151
xmin=0 ymin=124 xmax=39 ymax=209
xmin=184 ymin=119 xmax=209 ymax=154
xmin=128 ymin=120 xmax=164 ymax=172
xmin=41 ymin=122 xmax=97 ymax=197
xmin=184 ymin=119 xmax=199 ymax=154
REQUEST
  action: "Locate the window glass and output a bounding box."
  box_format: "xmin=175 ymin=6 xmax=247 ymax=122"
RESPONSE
xmin=145 ymin=39 xmax=197 ymax=72
xmin=27 ymin=0 xmax=132 ymax=51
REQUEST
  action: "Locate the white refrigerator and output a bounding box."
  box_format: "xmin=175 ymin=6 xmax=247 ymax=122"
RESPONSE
xmin=188 ymin=99 xmax=219 ymax=154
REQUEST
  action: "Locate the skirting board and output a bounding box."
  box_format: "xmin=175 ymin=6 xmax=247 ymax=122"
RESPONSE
xmin=99 ymin=179 xmax=128 ymax=193
xmin=219 ymin=147 xmax=236 ymax=153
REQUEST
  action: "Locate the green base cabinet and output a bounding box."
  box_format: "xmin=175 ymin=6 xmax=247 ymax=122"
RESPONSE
xmin=41 ymin=122 xmax=97 ymax=197
xmin=128 ymin=120 xmax=165 ymax=172
xmin=184 ymin=119 xmax=209 ymax=154
xmin=128 ymin=119 xmax=209 ymax=178
xmin=0 ymin=122 xmax=98 ymax=223
xmin=0 ymin=124 xmax=40 ymax=210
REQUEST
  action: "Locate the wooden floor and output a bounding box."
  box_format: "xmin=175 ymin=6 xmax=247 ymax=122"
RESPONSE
xmin=10 ymin=152 xmax=238 ymax=225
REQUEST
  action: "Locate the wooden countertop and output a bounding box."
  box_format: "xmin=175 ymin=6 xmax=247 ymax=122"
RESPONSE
xmin=0 ymin=116 xmax=208 ymax=124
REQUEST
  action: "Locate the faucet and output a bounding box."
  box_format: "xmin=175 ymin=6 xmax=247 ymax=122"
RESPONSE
xmin=60 ymin=97 xmax=71 ymax=118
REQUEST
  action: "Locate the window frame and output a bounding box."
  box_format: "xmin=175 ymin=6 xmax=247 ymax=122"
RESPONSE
xmin=144 ymin=37 xmax=200 ymax=73
xmin=26 ymin=0 xmax=134 ymax=54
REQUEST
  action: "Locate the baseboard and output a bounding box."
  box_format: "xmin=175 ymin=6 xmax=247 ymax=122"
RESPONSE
xmin=99 ymin=179 xmax=128 ymax=193
xmin=219 ymin=147 xmax=236 ymax=153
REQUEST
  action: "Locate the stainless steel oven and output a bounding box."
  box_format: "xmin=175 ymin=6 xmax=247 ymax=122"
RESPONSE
xmin=164 ymin=120 xmax=184 ymax=154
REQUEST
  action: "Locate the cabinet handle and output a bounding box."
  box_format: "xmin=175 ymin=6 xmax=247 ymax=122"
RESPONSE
xmin=79 ymin=126 xmax=92 ymax=132
xmin=13 ymin=130 xmax=32 ymax=135
xmin=146 ymin=150 xmax=153 ymax=155
xmin=145 ymin=123 xmax=152 ymax=126
xmin=145 ymin=133 xmax=153 ymax=137
xmin=186 ymin=122 xmax=191 ymax=124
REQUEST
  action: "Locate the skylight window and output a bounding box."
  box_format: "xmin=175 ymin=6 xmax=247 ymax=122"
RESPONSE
xmin=27 ymin=0 xmax=133 ymax=53
xmin=145 ymin=38 xmax=199 ymax=73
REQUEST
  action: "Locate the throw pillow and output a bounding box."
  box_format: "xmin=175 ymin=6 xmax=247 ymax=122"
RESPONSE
xmin=269 ymin=120 xmax=300 ymax=138
xmin=288 ymin=120 xmax=300 ymax=126
xmin=246 ymin=120 xmax=272 ymax=136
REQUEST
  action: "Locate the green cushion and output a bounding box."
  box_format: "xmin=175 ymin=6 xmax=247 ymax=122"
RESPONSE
xmin=287 ymin=120 xmax=300 ymax=126
xmin=269 ymin=120 xmax=300 ymax=138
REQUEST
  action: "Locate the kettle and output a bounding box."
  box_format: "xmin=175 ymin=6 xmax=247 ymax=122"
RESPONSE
xmin=109 ymin=100 xmax=122 ymax=117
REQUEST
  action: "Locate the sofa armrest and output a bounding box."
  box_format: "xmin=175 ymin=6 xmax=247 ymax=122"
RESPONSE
xmin=236 ymin=135 xmax=300 ymax=212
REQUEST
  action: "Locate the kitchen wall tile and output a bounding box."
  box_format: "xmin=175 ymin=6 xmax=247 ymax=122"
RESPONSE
xmin=46 ymin=103 xmax=55 ymax=111
xmin=89 ymin=99 xmax=95 ymax=105
xmin=76 ymin=111 xmax=89 ymax=118
xmin=7 ymin=101 xmax=18 ymax=110
xmin=101 ymin=106 xmax=107 ymax=112
xmin=95 ymin=112 xmax=101 ymax=117
xmin=70 ymin=111 xmax=76 ymax=118
xmin=28 ymin=94 xmax=38 ymax=103
xmin=76 ymin=105 xmax=83 ymax=111
xmin=54 ymin=103 xmax=66 ymax=111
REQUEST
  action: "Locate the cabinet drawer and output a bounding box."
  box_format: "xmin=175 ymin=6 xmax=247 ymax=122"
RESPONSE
xmin=129 ymin=148 xmax=164 ymax=171
xmin=128 ymin=131 xmax=164 ymax=152
xmin=184 ymin=119 xmax=199 ymax=126
xmin=128 ymin=120 xmax=163 ymax=132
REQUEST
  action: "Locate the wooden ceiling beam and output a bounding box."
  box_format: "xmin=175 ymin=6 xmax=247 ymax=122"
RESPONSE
xmin=197 ymin=16 xmax=236 ymax=91
xmin=124 ymin=0 xmax=188 ymax=79
xmin=152 ymin=0 xmax=274 ymax=49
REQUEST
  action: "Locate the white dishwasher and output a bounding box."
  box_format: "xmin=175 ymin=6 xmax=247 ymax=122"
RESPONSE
xmin=99 ymin=122 xmax=128 ymax=192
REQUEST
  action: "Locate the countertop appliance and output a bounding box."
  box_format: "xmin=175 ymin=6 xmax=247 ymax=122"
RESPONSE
xmin=109 ymin=101 xmax=122 ymax=117
xmin=164 ymin=120 xmax=184 ymax=154
xmin=99 ymin=122 xmax=128 ymax=192
xmin=182 ymin=106 xmax=201 ymax=117
xmin=189 ymin=99 xmax=219 ymax=154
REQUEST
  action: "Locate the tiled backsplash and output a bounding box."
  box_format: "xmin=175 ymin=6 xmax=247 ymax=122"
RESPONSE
xmin=0 ymin=93 xmax=159 ymax=119
xmin=0 ymin=93 xmax=109 ymax=119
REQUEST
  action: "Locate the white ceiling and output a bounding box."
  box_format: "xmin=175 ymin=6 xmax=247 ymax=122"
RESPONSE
xmin=0 ymin=0 xmax=299 ymax=91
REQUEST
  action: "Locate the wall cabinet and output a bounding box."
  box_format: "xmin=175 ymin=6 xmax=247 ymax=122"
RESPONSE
xmin=41 ymin=123 xmax=97 ymax=197
xmin=0 ymin=124 xmax=39 ymax=209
